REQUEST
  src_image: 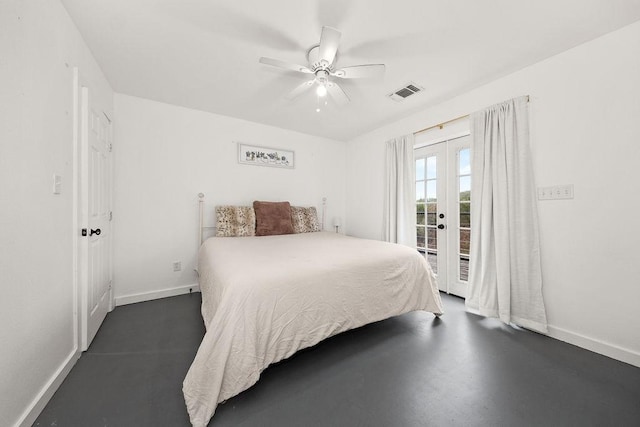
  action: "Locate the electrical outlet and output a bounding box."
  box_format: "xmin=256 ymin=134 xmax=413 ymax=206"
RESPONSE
xmin=173 ymin=261 xmax=181 ymax=272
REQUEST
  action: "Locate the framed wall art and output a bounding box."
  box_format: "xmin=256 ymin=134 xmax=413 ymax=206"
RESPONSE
xmin=237 ymin=142 xmax=295 ymax=169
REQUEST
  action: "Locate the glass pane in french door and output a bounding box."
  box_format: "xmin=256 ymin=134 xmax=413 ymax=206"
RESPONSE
xmin=416 ymin=154 xmax=437 ymax=273
xmin=458 ymin=147 xmax=471 ymax=282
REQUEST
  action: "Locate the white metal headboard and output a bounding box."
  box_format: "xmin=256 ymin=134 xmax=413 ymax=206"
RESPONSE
xmin=321 ymin=197 xmax=327 ymax=231
xmin=198 ymin=193 xmax=217 ymax=247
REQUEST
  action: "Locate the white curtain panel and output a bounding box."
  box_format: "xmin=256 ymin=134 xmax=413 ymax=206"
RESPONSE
xmin=383 ymin=134 xmax=416 ymax=247
xmin=466 ymin=96 xmax=548 ymax=333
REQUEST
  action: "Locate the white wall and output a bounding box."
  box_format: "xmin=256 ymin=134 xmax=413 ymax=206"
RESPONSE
xmin=346 ymin=21 xmax=640 ymax=366
xmin=0 ymin=1 xmax=113 ymax=425
xmin=113 ymin=94 xmax=347 ymax=303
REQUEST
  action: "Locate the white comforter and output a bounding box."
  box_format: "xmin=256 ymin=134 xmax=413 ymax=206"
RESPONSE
xmin=183 ymin=232 xmax=443 ymax=426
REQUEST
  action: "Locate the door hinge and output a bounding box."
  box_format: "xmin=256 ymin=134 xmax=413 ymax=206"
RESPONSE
xmin=108 ymin=143 xmax=112 ymax=152
xmin=109 ymin=211 xmax=113 ymax=221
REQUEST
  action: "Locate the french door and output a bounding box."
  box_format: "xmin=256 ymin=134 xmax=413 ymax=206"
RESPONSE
xmin=415 ymin=135 xmax=471 ymax=298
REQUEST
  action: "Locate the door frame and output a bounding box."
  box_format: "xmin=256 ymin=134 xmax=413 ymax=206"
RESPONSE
xmin=73 ymin=67 xmax=114 ymax=352
xmin=72 ymin=67 xmax=81 ymax=353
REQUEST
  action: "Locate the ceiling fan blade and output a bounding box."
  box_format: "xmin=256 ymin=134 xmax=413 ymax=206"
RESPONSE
xmin=318 ymin=26 xmax=341 ymax=65
xmin=259 ymin=57 xmax=312 ymax=74
xmin=317 ymin=0 xmax=353 ymax=29
xmin=162 ymin=4 xmax=304 ymax=51
xmin=333 ymin=64 xmax=386 ymax=79
xmin=285 ymin=80 xmax=315 ymax=100
xmin=343 ymin=33 xmax=431 ymax=59
xmin=326 ymin=81 xmax=350 ymax=105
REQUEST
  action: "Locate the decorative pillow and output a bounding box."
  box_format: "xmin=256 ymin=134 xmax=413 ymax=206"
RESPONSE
xmin=253 ymin=201 xmax=294 ymax=236
xmin=290 ymin=206 xmax=320 ymax=233
xmin=215 ymin=206 xmax=256 ymax=237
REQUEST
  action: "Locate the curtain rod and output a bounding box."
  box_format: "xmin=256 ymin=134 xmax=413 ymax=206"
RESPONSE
xmin=413 ymin=95 xmax=530 ymax=136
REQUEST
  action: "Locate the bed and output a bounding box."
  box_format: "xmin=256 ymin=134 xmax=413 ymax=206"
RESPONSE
xmin=182 ymin=228 xmax=443 ymax=427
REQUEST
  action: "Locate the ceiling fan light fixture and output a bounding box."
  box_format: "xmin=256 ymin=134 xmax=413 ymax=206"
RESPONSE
xmin=258 ymin=26 xmax=385 ymax=105
xmin=316 ymin=83 xmax=327 ymax=97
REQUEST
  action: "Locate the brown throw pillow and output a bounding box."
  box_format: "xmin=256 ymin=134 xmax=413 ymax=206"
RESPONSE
xmin=253 ymin=201 xmax=294 ymax=236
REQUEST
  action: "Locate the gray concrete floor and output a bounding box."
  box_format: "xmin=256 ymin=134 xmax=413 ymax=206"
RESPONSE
xmin=34 ymin=292 xmax=640 ymax=426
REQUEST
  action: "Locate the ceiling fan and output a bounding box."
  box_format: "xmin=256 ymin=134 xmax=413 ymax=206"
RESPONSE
xmin=259 ymin=26 xmax=385 ymax=106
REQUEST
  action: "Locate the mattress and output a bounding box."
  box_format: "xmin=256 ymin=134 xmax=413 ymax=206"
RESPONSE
xmin=183 ymin=231 xmax=443 ymax=426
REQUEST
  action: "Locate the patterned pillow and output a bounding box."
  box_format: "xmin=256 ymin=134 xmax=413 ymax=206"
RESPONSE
xmin=290 ymin=206 xmax=320 ymax=233
xmin=215 ymin=206 xmax=256 ymax=237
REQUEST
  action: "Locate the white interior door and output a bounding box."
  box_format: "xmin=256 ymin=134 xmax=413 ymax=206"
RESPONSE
xmin=79 ymin=86 xmax=113 ymax=351
xmin=415 ymin=135 xmax=471 ymax=298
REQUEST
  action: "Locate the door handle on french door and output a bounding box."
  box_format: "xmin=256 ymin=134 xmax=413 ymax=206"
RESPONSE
xmin=437 ymin=224 xmax=445 ymax=230
xmin=90 ymin=228 xmax=101 ymax=236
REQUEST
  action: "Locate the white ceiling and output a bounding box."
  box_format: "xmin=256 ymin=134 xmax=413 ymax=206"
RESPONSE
xmin=61 ymin=0 xmax=640 ymax=141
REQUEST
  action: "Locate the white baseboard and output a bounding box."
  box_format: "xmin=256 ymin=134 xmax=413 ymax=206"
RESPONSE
xmin=16 ymin=348 xmax=81 ymax=427
xmin=547 ymin=324 xmax=640 ymax=368
xmin=14 ymin=284 xmax=199 ymax=426
xmin=115 ymin=283 xmax=200 ymax=306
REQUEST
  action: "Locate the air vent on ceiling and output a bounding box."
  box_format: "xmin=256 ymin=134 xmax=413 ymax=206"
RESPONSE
xmin=388 ymin=82 xmax=424 ymax=102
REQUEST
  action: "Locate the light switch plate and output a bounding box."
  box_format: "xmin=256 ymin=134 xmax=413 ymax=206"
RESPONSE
xmin=53 ymin=174 xmax=62 ymax=194
xmin=538 ymin=184 xmax=573 ymax=200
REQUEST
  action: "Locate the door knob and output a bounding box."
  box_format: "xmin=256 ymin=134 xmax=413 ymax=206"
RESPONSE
xmin=90 ymin=228 xmax=101 ymax=236
xmin=437 ymin=224 xmax=445 ymax=230
xmin=439 ymin=213 xmax=445 ymax=219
